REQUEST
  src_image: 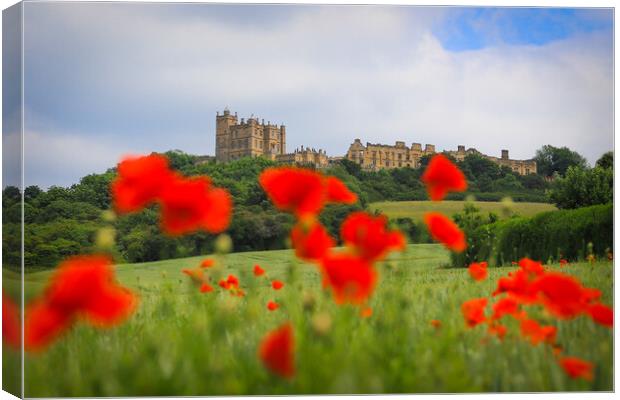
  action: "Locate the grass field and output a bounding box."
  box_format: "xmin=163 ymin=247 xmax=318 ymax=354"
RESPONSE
xmin=3 ymin=244 xmax=613 ymax=396
xmin=370 ymin=200 xmax=557 ymax=221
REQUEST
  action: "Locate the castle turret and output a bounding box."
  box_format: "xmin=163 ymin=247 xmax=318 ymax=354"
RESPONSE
xmin=458 ymin=145 xmax=465 ymax=152
xmin=216 ymin=109 xmax=238 ymax=162
xmin=280 ymin=124 xmax=286 ymax=155
xmin=501 ymin=149 xmax=509 ymax=160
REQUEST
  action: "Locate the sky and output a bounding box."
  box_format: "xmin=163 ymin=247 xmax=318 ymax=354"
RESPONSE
xmin=2 ymin=3 xmax=614 ymax=188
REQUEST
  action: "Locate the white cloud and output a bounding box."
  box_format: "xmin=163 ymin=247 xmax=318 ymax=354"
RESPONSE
xmin=20 ymin=3 xmax=613 ymax=187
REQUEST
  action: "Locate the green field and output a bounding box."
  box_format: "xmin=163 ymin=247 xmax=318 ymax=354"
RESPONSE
xmin=370 ymin=200 xmax=557 ymax=221
xmin=3 ymin=244 xmax=612 ymax=396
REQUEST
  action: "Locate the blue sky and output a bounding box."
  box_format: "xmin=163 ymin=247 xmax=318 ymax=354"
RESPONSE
xmin=3 ymin=3 xmax=613 ymax=188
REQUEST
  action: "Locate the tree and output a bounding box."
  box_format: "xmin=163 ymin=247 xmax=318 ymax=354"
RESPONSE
xmin=548 ymin=166 xmax=613 ymax=209
xmin=534 ymin=145 xmax=587 ymax=177
xmin=596 ymin=151 xmax=613 ymax=170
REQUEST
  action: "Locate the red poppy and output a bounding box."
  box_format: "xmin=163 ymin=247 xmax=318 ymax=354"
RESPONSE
xmin=340 ymin=212 xmax=406 ymax=262
xmin=200 ymin=283 xmax=214 ymax=293
xmin=468 ymin=261 xmax=488 ymax=281
xmin=111 ymin=154 xmax=174 ymax=213
xmin=424 ymin=212 xmax=466 ymax=252
xmin=259 ymin=167 xmax=356 ymax=218
xmin=587 ymin=303 xmax=613 ymax=328
xmin=44 ymin=255 xmax=137 ymax=327
xmin=267 ymin=301 xmax=279 ymax=311
xmin=254 ymin=265 xmax=266 ymax=277
xmin=461 ymin=298 xmax=487 ymax=328
xmin=325 ymin=176 xmax=358 ymax=204
xmin=2 ymin=292 xmax=20 ymax=349
xmin=272 ymin=280 xmax=284 ymax=290
xmin=492 ymin=269 xmax=538 ymax=304
xmin=226 ymin=275 xmax=239 ymax=289
xmin=360 ymin=307 xmax=373 ymax=318
xmin=258 ymin=323 xmax=295 ymax=378
xmin=159 ymin=176 xmax=232 ymax=236
xmin=520 ymin=319 xmax=557 ymax=346
xmin=530 ymin=272 xmax=590 ymax=319
xmin=518 ymin=258 xmax=545 ymax=277
xmin=24 ymin=300 xmax=72 ymax=352
xmin=182 ymin=268 xmax=204 ymax=283
xmin=290 ymin=222 xmax=335 ymax=262
xmin=491 ymin=297 xmax=521 ymax=320
xmin=488 ymin=323 xmax=508 ymax=340
xmin=320 ymin=253 xmax=377 ymax=305
xmin=559 ymin=259 xmax=568 ymax=267
xmin=430 ymin=319 xmax=442 ymax=329
xmin=559 ymin=356 xmax=593 ymax=381
xmin=200 ymin=259 xmax=215 ymax=268
xmin=421 ymin=154 xmax=467 ymax=201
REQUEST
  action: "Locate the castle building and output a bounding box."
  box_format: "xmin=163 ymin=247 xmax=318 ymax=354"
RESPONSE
xmin=346 ymin=140 xmax=537 ymax=175
xmin=216 ymin=109 xmax=286 ymax=162
xmin=277 ymin=146 xmax=329 ymax=168
xmin=346 ymin=139 xmax=436 ymax=170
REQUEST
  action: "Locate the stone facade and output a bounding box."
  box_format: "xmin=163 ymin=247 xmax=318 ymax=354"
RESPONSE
xmin=346 ymin=139 xmax=436 ymax=170
xmin=275 ymin=146 xmax=329 ymax=168
xmin=215 ymin=109 xmax=286 ymax=162
xmin=346 ymin=140 xmax=536 ymax=175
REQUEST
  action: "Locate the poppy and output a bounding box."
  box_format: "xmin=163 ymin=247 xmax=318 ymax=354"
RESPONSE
xmin=226 ymin=275 xmax=239 ymax=289
xmin=468 ymin=261 xmax=488 ymax=281
xmin=360 ymin=307 xmax=373 ymax=318
xmin=320 ymin=253 xmax=377 ymax=305
xmin=587 ymin=303 xmax=613 ymax=328
xmin=430 ymin=319 xmax=442 ymax=329
xmin=254 ymin=265 xmax=266 ymax=277
xmin=159 ymin=176 xmax=232 ymax=236
xmin=200 ymin=259 xmax=215 ymax=268
xmin=491 ymin=297 xmax=523 ymax=321
xmin=218 ymin=280 xmax=231 ymax=290
xmin=559 ymin=356 xmax=593 ymax=381
xmin=559 ymin=259 xmax=568 ymax=268
xmin=421 ymin=154 xmax=467 ymax=201
xmin=111 ymin=154 xmax=174 ymax=213
xmin=520 ymin=319 xmax=557 ymax=346
xmin=488 ymin=323 xmax=508 ymax=340
xmin=258 ymin=323 xmax=295 ymax=378
xmin=182 ymin=268 xmax=204 ymax=284
xmin=290 ymin=222 xmax=335 ymax=262
xmin=518 ymin=258 xmax=545 ymax=277
xmin=267 ymin=301 xmax=279 ymax=311
xmin=424 ymin=213 xmax=466 ymax=252
xmin=492 ymin=269 xmax=538 ymax=304
xmin=530 ymin=273 xmax=590 ymax=319
xmin=2 ymin=292 xmax=20 ymax=349
xmin=461 ymin=298 xmax=487 ymax=328
xmin=200 ymin=283 xmax=214 ymax=293
xmin=272 ymin=280 xmax=284 ymax=290
xmin=259 ymin=167 xmax=356 ymax=219
xmin=340 ymin=212 xmax=406 ymax=262
xmin=24 ymin=300 xmax=72 ymax=352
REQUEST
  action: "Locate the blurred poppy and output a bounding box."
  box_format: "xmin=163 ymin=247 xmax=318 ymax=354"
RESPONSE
xmin=468 ymin=261 xmax=488 ymax=281
xmin=272 ymin=280 xmax=284 ymax=290
xmin=259 ymin=167 xmax=356 ymax=219
xmin=424 ymin=213 xmax=466 ymax=252
xmin=530 ymin=272 xmax=590 ymax=319
xmin=421 ymin=154 xmax=467 ymax=201
xmin=491 ymin=297 xmax=521 ymax=320
xmin=340 ymin=212 xmax=406 ymax=262
xmin=200 ymin=259 xmax=215 ymax=268
xmin=559 ymin=259 xmax=568 ymax=268
xmin=587 ymin=303 xmax=613 ymax=328
xmin=461 ymin=298 xmax=487 ymax=328
xmin=518 ymin=258 xmax=545 ymax=277
xmin=200 ymin=283 xmax=214 ymax=293
xmin=520 ymin=319 xmax=557 ymax=346
xmin=258 ymin=323 xmax=295 ymax=378
xmin=430 ymin=319 xmax=442 ymax=329
xmin=360 ymin=307 xmax=373 ymax=318
xmin=559 ymin=356 xmax=593 ymax=381
xmin=320 ymin=253 xmax=377 ymax=305
xmin=290 ymin=222 xmax=335 ymax=262
xmin=267 ymin=301 xmax=279 ymax=311
xmin=111 ymin=154 xmax=174 ymax=213
xmin=254 ymin=265 xmax=266 ymax=277
xmin=160 ymin=176 xmax=232 ymax=236
xmin=2 ymin=292 xmax=20 ymax=349
xmin=488 ymin=323 xmax=508 ymax=340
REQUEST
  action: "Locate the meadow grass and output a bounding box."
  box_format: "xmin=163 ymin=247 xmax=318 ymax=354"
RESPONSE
xmin=3 ymin=244 xmax=612 ymax=396
xmin=370 ymin=200 xmax=557 ymax=221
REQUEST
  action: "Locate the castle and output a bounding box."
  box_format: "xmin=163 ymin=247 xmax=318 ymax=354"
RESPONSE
xmin=347 ymin=140 xmax=537 ymax=175
xmin=214 ymin=109 xmax=537 ymax=175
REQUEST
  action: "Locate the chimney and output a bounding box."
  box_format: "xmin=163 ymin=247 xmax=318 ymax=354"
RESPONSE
xmin=501 ymin=149 xmax=509 ymax=160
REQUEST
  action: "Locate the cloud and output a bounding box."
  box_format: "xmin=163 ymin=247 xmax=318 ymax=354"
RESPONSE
xmin=18 ymin=3 xmax=613 ymax=188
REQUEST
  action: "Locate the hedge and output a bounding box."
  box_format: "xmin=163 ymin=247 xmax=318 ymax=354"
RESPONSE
xmin=464 ymin=203 xmax=612 ymax=267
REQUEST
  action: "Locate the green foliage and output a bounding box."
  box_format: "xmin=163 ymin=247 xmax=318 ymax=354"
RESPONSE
xmin=465 ymin=204 xmax=612 ymax=266
xmin=534 ymin=145 xmax=588 ymax=177
xmin=596 ymin=151 xmax=613 ymax=170
xmin=5 ymin=244 xmax=612 ymax=396
xmin=548 ymin=166 xmax=613 ymax=209
xmin=450 ymin=203 xmax=497 ymax=268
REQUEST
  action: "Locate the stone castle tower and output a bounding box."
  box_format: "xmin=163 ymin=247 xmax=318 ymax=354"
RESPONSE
xmin=215 ymin=108 xmax=286 ymax=162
